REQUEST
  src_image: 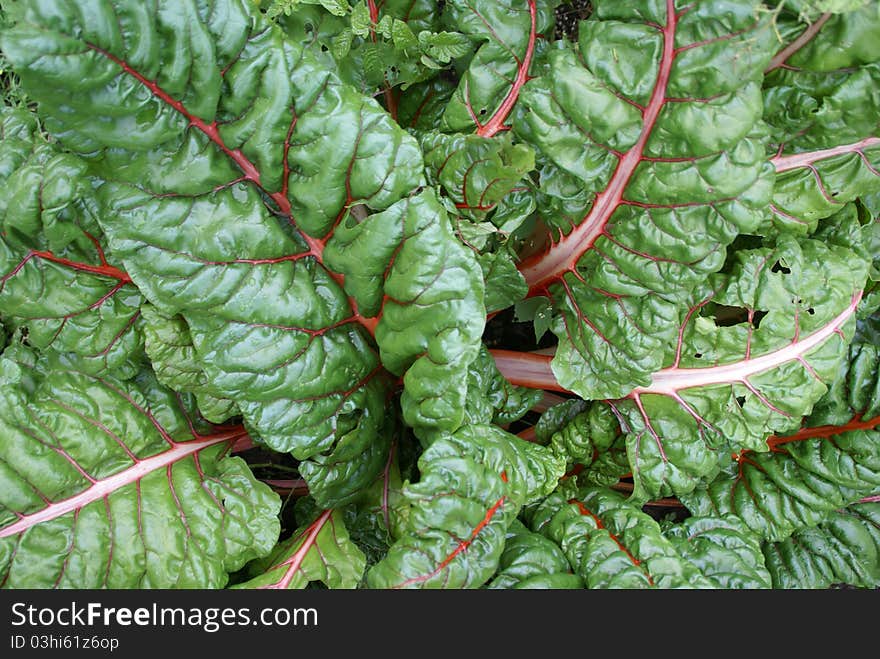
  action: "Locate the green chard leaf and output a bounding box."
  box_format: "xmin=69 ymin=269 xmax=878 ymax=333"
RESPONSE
xmin=0 ymin=349 xmax=280 ymax=588
xmin=1 ymin=0 xmax=485 ymax=503
xmin=764 ymin=5 xmax=880 ymax=234
xmin=496 ymin=234 xmax=870 ymax=500
xmin=396 ymin=77 xmax=458 ymax=130
xmin=681 ymin=311 xmax=880 ymax=541
xmin=664 ymin=515 xmax=772 ymax=589
xmin=764 ymin=4 xmax=880 ymax=151
xmin=463 ymin=346 xmax=544 ymax=427
xmin=763 ymin=503 xmax=880 ymax=589
xmin=486 ymin=520 xmax=581 ymax=589
xmin=511 ymin=0 xmax=779 ymax=400
xmin=420 ymin=131 xmax=535 ymax=222
xmin=442 ymin=0 xmax=560 ymax=137
xmin=235 ymin=509 xmax=366 ymax=589
xmin=526 ymin=487 xmax=770 ymax=588
xmin=140 ymin=304 xmax=238 ymax=425
xmin=368 ymin=424 xmax=564 ymax=588
xmin=0 ymin=107 xmax=144 ymax=377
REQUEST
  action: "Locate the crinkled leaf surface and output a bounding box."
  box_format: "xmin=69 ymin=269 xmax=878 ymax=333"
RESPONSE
xmin=236 ymin=509 xmax=365 ymax=589
xmin=763 ymin=503 xmax=880 ymax=589
xmin=0 ymin=349 xmax=280 ymax=589
xmin=2 ymin=0 xmax=485 ymax=500
xmin=0 ymin=108 xmax=143 ymax=377
xmin=420 ymin=131 xmax=535 ymax=222
xmin=664 ymin=515 xmax=772 ymax=589
xmin=764 ymin=5 xmax=880 ymax=153
xmin=368 ymin=424 xmax=564 ymax=588
xmin=141 ymin=304 xmax=238 ymax=425
xmin=441 ymin=0 xmax=559 ymax=137
xmin=496 ymin=235 xmax=869 ymax=500
xmin=486 ymin=520 xmax=581 ymax=589
xmin=681 ymin=313 xmax=880 ymax=540
xmin=763 ymin=6 xmax=880 ymax=233
xmin=463 ymin=346 xmax=543 ymax=427
xmin=527 ymin=487 xmax=718 ymax=588
xmin=512 ymin=0 xmax=778 ymax=400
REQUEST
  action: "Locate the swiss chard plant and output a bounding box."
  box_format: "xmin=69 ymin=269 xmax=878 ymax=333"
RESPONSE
xmin=0 ymin=0 xmax=877 ymax=589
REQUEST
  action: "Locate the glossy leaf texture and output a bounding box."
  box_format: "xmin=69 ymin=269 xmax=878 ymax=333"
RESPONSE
xmin=681 ymin=312 xmax=880 ymax=541
xmin=367 ymin=424 xmax=564 ymax=588
xmin=763 ymin=503 xmax=880 ymax=589
xmin=764 ymin=4 xmax=880 ymax=153
xmin=140 ymin=304 xmax=238 ymax=425
xmin=485 ymin=520 xmax=582 ymax=589
xmin=236 ymin=509 xmax=366 ymax=589
xmin=497 ymin=234 xmax=870 ymax=500
xmin=463 ymin=346 xmax=544 ymax=427
xmin=1 ymin=0 xmax=486 ymax=501
xmin=0 ymin=347 xmax=280 ymax=589
xmin=526 ymin=487 xmax=770 ymax=588
xmin=663 ymin=515 xmax=773 ymax=589
xmin=441 ymin=0 xmax=560 ymax=137
xmin=0 ymin=107 xmax=143 ymax=377
xmin=765 ymin=4 xmax=880 ymax=234
xmin=511 ymin=0 xmax=778 ymax=400
xmin=420 ymin=131 xmax=535 ymax=223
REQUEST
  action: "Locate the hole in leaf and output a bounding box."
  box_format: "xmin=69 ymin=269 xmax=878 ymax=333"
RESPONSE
xmin=694 ymin=353 xmax=702 ymax=359
xmin=479 ymin=108 xmax=487 ymax=116
xmin=771 ymin=260 xmax=791 ymax=274
xmin=713 ymin=305 xmax=749 ymax=326
xmin=713 ymin=306 xmax=768 ymax=328
xmin=752 ymin=309 xmax=768 ymax=329
xmin=735 ymin=395 xmax=746 ymax=408
xmin=320 ymin=45 xmax=329 ymax=52
xmin=808 ymin=307 xmax=815 ymax=315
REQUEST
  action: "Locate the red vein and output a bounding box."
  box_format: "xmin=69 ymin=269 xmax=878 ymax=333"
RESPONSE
xmin=518 ymin=0 xmax=678 ymax=295
xmin=490 ymin=292 xmax=861 ymax=397
xmin=765 ymin=12 xmax=832 ymax=73
xmin=2 ymin=250 xmax=132 ymax=285
xmin=767 ymin=413 xmax=880 ymax=448
xmin=569 ymin=499 xmax=654 ymax=586
xmin=85 ymin=43 xmax=383 ymax=336
xmin=394 ymin=472 xmax=508 ymax=588
xmin=475 ymin=0 xmax=538 ymax=138
xmin=771 ymin=137 xmax=880 ymax=172
xmin=0 ymin=429 xmax=245 ymax=539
